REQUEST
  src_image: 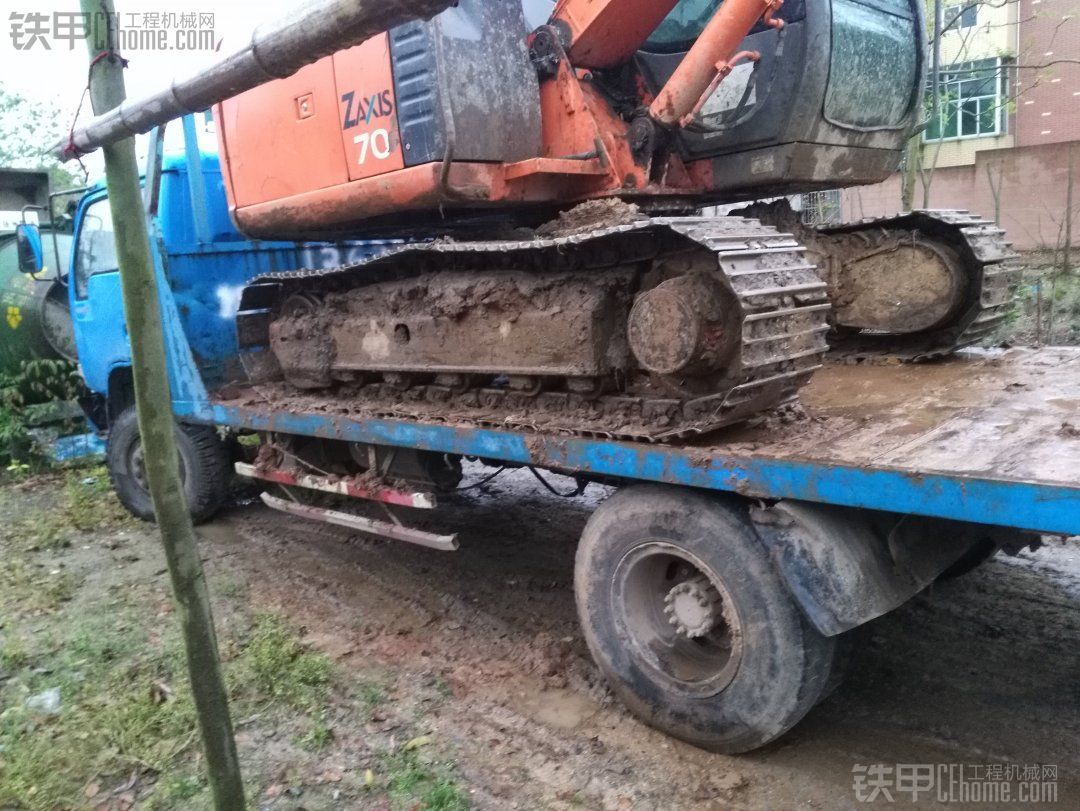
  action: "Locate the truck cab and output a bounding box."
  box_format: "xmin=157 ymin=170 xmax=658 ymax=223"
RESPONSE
xmin=13 ymin=115 xmax=397 ymax=517
xmin=62 ymin=133 xmax=394 ymax=430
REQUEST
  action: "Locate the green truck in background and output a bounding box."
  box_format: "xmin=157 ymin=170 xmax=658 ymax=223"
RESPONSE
xmin=0 ymin=168 xmax=77 ymax=376
xmin=0 ymin=168 xmax=99 ymax=465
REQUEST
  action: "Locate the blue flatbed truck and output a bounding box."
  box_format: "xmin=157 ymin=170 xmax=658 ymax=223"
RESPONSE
xmin=16 ymin=118 xmax=1080 ymax=753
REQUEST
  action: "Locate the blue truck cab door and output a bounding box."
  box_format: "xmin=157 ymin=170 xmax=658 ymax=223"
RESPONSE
xmin=68 ymin=190 xmax=129 ymax=398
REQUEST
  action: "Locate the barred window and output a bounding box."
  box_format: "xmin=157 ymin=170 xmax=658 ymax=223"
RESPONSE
xmin=943 ymin=3 xmax=978 ymax=30
xmin=924 ymin=58 xmax=1006 ymax=141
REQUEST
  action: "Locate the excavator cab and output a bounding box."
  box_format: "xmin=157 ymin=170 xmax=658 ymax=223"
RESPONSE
xmin=633 ymin=0 xmax=925 ymax=199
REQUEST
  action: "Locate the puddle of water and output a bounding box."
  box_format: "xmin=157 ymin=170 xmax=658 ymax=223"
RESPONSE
xmin=510 ymin=688 xmax=597 ymax=730
xmin=197 ymin=521 xmax=245 ymax=546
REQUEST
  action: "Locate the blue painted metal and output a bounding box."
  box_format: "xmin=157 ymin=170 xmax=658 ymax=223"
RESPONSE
xmin=69 ymin=147 xmax=396 ymax=398
xmin=175 ymin=402 xmax=1080 ymax=537
xmin=47 ymin=431 xmax=106 ymax=462
xmin=180 ymin=115 xmax=212 ymax=245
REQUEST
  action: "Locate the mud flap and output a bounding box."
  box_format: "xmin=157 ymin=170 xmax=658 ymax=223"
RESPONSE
xmin=750 ymin=501 xmax=1019 ymax=636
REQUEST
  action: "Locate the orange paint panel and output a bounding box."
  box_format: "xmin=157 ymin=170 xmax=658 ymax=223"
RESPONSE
xmin=552 ymin=0 xmax=680 ymax=68
xmin=218 ymin=59 xmax=348 ymax=208
xmin=333 ymin=35 xmax=405 ymax=181
xmin=233 ymin=163 xmax=499 ymax=239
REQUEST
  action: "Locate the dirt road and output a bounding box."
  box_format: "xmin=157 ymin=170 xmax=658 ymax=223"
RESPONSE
xmin=203 ymin=464 xmax=1080 ymax=809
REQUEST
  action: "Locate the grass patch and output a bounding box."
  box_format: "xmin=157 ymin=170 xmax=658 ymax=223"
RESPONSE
xmin=0 ymin=472 xmax=471 ymax=809
xmin=0 ymin=466 xmax=134 ymax=553
xmin=152 ymin=773 xmax=206 ymax=806
xmin=0 ymin=582 xmax=340 ymax=809
xmin=62 ymin=468 xmax=131 ymax=532
xmin=0 ymin=559 xmax=76 ymax=614
xmin=379 ymin=748 xmax=469 ymax=811
xmin=0 ymin=634 xmax=30 ymax=671
xmin=235 ymin=613 xmax=333 ymax=710
xmin=0 ymin=606 xmax=199 ymax=809
xmin=296 ymin=711 xmax=334 ymax=752
xmin=358 ymin=679 xmax=387 ymax=709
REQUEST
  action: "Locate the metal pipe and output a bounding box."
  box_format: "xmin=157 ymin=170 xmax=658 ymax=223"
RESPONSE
xmin=59 ymin=0 xmax=458 ymax=161
xmin=181 ymin=114 xmax=212 ymax=244
xmin=649 ymin=0 xmax=782 ymax=127
xmin=931 ymin=0 xmax=942 ymax=130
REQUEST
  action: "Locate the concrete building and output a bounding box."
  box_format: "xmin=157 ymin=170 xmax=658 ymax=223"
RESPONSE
xmin=839 ymin=0 xmax=1079 ymax=251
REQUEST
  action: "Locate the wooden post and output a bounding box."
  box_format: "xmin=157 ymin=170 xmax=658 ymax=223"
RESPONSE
xmin=80 ymin=3 xmax=245 ymax=807
xmin=901 ymin=136 xmax=919 ymax=212
xmin=1064 ymin=143 xmax=1074 ymax=275
xmin=1035 ymin=279 xmax=1043 ymax=345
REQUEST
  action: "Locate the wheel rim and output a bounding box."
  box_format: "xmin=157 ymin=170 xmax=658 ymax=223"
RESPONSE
xmin=612 ymin=542 xmax=743 ymax=698
xmin=128 ymin=439 xmax=187 ymax=495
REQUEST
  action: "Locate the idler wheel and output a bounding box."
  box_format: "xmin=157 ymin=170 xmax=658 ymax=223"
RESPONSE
xmin=627 ymin=274 xmax=739 ymax=376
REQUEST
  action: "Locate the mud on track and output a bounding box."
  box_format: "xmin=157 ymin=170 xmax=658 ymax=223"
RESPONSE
xmin=207 ymin=465 xmax=1080 ymax=809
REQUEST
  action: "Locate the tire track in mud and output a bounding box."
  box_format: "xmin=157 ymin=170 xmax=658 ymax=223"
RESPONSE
xmin=203 ymin=471 xmax=1080 ymax=808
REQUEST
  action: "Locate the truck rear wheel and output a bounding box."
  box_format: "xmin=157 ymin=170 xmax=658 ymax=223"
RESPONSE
xmin=575 ymin=485 xmax=836 ymax=753
xmin=106 ymin=406 xmax=230 ymax=524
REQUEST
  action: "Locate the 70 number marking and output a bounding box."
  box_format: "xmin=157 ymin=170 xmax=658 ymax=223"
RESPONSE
xmin=354 ymin=128 xmax=392 ymax=164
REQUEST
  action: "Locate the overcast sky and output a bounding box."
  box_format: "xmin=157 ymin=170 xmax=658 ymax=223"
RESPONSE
xmin=2 ymin=0 xmax=300 ymax=178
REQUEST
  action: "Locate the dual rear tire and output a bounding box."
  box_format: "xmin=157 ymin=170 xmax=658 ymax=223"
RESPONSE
xmin=576 ymin=485 xmax=838 ymax=753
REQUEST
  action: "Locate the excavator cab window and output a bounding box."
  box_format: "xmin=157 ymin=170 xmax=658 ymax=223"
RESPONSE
xmin=645 ymin=0 xmax=722 ymax=53
xmin=824 ymin=0 xmax=919 ymax=129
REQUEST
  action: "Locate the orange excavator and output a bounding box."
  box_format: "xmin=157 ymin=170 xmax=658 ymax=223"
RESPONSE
xmin=216 ymin=0 xmax=1019 ymax=441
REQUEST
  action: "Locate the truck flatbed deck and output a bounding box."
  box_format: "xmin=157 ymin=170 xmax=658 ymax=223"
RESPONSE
xmin=206 ymin=347 xmax=1080 ymax=537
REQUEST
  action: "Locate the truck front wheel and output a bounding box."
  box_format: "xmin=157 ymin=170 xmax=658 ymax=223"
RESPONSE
xmin=106 ymin=406 xmax=231 ymax=524
xmin=575 ymin=485 xmax=837 ymax=753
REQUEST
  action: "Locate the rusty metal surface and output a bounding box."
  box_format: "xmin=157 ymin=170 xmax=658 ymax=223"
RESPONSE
xmin=234 ymin=462 xmax=436 ymax=509
xmin=225 ymin=346 xmax=1080 ymax=485
xmin=259 ymin=492 xmax=458 ymax=550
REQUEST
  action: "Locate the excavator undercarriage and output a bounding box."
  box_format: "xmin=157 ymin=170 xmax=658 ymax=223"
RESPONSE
xmin=237 ymin=212 xmax=830 ymax=442
xmin=740 ymin=202 xmax=1021 ymax=360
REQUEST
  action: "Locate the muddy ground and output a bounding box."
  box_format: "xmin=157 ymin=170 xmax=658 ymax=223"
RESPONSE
xmin=3 ymin=464 xmax=1079 ymax=809
xmin=140 ymin=468 xmax=1080 ymax=806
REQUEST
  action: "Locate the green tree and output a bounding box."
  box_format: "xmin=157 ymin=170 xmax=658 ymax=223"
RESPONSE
xmin=903 ymin=0 xmax=1079 ymax=211
xmin=0 ymin=83 xmax=82 ymax=190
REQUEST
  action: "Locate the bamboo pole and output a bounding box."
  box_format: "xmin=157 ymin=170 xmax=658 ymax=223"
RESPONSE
xmin=1064 ymin=143 xmax=1074 ymax=275
xmin=60 ymin=0 xmax=456 ymax=160
xmin=80 ymin=2 xmax=245 ymax=807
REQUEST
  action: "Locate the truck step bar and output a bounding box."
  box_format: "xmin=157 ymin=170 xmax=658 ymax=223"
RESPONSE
xmin=259 ymin=492 xmax=459 ymax=551
xmin=234 ymin=461 xmax=437 ymax=508
xmin=236 ymin=461 xmax=457 ymax=550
